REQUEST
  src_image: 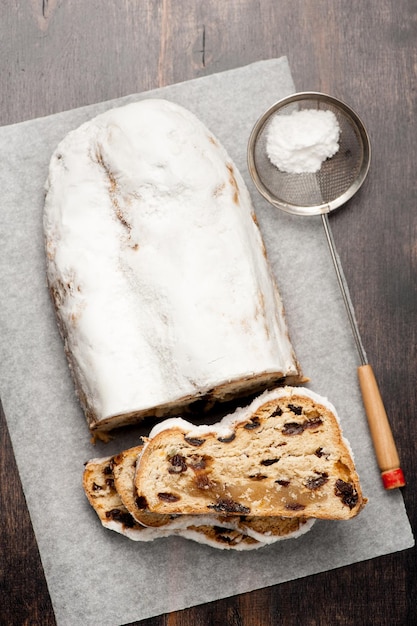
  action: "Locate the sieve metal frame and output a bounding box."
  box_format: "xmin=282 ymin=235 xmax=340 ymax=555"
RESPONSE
xmin=247 ymin=91 xmax=371 ymax=216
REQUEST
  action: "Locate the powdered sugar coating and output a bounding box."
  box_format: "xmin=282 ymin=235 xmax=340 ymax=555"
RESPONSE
xmin=44 ymin=99 xmax=302 ymax=430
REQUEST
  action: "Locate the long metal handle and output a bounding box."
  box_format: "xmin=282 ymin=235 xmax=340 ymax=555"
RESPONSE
xmin=321 ymin=213 xmax=405 ymax=489
xmin=321 ymin=214 xmax=367 ymax=364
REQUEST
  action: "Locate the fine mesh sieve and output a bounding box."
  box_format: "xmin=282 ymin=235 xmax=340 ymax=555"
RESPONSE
xmin=247 ymin=92 xmax=405 ymax=490
xmin=247 ymin=92 xmax=370 ymax=215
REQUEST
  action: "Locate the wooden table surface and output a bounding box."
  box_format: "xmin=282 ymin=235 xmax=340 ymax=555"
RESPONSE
xmin=1 ymin=2 xmax=416 ymax=625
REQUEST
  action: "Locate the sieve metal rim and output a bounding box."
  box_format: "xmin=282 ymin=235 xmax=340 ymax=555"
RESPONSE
xmin=247 ymin=91 xmax=371 ymax=216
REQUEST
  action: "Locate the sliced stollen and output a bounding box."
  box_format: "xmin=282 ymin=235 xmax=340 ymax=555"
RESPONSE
xmin=112 ymin=443 xmax=315 ymax=544
xmin=135 ymin=387 xmax=366 ymax=520
xmin=83 ymin=455 xmax=266 ymax=550
xmin=83 ymin=455 xmax=166 ymax=541
xmin=44 ymin=98 xmax=304 ymax=433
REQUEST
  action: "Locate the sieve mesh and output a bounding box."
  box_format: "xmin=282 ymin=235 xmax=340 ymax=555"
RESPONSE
xmin=248 ymin=93 xmax=370 ymax=215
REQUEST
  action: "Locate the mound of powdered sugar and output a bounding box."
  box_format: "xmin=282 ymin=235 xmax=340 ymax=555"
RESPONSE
xmin=266 ymin=108 xmax=340 ymax=174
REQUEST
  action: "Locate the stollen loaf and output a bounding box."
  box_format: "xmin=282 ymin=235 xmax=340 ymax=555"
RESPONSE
xmin=135 ymin=387 xmax=366 ymax=520
xmin=44 ymin=98 xmax=304 ymax=432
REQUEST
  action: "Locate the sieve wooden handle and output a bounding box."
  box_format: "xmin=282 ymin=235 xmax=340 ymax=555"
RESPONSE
xmin=357 ymin=364 xmax=405 ymax=489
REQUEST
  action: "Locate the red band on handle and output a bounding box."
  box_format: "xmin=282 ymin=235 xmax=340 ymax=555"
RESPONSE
xmin=381 ymin=468 xmax=406 ymax=490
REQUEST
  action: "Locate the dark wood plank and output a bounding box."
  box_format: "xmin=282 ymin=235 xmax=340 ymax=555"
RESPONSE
xmin=1 ymin=2 xmax=416 ymax=625
xmin=0 ymin=401 xmax=56 ymax=626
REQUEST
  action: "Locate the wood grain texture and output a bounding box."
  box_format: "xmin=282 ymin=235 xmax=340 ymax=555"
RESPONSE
xmin=1 ymin=1 xmax=416 ymax=625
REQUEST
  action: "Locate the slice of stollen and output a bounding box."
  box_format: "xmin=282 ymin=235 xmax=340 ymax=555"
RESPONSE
xmin=112 ymin=443 xmax=315 ymax=544
xmin=112 ymin=443 xmax=173 ymax=528
xmin=135 ymin=387 xmax=366 ymax=520
xmin=83 ymin=455 xmax=265 ymax=549
xmin=83 ymin=455 xmax=167 ymax=541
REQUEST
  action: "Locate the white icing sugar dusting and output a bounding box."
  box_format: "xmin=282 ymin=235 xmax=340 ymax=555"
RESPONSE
xmin=266 ymin=108 xmax=340 ymax=174
xmin=103 ymin=520 xmax=167 ymax=542
xmin=44 ymin=99 xmax=301 ymax=427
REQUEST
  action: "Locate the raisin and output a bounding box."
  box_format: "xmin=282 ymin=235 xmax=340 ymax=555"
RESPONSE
xmin=315 ymin=447 xmax=330 ymax=460
xmin=261 ymin=458 xmax=280 ymax=466
xmin=282 ymin=422 xmax=305 ymax=435
xmin=184 ymin=436 xmax=206 ymax=447
xmin=304 ymin=417 xmax=323 ymax=429
xmin=207 ymin=498 xmax=251 ymax=514
xmin=103 ymin=464 xmax=113 ymax=475
xmin=217 ymin=433 xmax=236 ymax=443
xmin=275 ymin=479 xmax=290 ymax=487
xmin=288 ymin=404 xmax=303 ymax=415
xmin=244 ymin=418 xmax=261 ymax=429
xmin=105 ymin=478 xmax=115 ymax=488
xmin=135 ymin=495 xmax=148 ymax=510
xmin=334 ymin=479 xmax=358 ymax=509
xmin=92 ymin=482 xmax=102 ymax=492
xmin=270 ymin=406 xmax=283 ymax=417
xmin=305 ymin=472 xmax=329 ymax=490
xmin=105 ymin=508 xmax=135 ymax=528
xmin=157 ymin=492 xmax=181 ymax=502
xmin=285 ymin=502 xmax=306 ymax=511
xmin=168 ymin=454 xmax=187 ymax=474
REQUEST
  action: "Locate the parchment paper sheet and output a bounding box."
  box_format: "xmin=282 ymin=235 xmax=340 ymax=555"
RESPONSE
xmin=0 ymin=58 xmax=414 ymax=626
